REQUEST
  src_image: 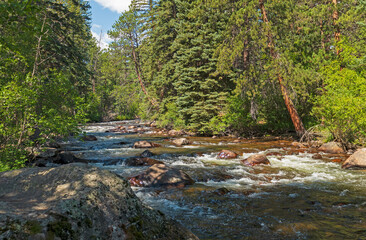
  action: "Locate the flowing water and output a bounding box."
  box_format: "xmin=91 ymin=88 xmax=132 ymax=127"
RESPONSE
xmin=61 ymin=121 xmax=366 ymax=239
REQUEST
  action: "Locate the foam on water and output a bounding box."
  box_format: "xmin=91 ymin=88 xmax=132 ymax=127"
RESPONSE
xmin=67 ymin=121 xmax=366 ymax=239
xmin=170 ymin=160 xmax=205 ymax=168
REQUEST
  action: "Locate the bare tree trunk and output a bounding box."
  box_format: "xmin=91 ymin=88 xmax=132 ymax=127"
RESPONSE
xmin=332 ymin=0 xmax=341 ymax=56
xmin=129 ymin=34 xmax=158 ymax=108
xmin=91 ymin=31 xmax=103 ymax=94
xmin=259 ymin=0 xmax=306 ymax=136
xmin=32 ymin=15 xmax=47 ymax=78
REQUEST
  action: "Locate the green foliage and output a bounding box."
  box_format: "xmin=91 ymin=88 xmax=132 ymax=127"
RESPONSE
xmin=83 ymin=93 xmax=103 ymax=122
xmin=224 ymin=95 xmax=255 ymax=133
xmin=102 ymin=0 xmax=366 ymax=144
xmin=0 ymin=0 xmax=92 ymax=171
xmin=313 ymin=43 xmax=366 ymax=146
xmin=157 ymin=101 xmax=186 ymax=129
xmin=112 ymin=84 xmax=140 ymax=120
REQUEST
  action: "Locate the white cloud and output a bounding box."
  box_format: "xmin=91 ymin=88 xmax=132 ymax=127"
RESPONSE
xmin=93 ymin=0 xmax=132 ymax=13
xmin=92 ymin=30 xmax=113 ymax=49
xmin=92 ymin=24 xmax=102 ymax=29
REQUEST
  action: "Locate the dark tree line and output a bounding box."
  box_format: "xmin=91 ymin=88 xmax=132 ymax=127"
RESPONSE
xmin=1 ymin=0 xmax=366 ymax=170
xmin=100 ymin=0 xmax=365 ymax=144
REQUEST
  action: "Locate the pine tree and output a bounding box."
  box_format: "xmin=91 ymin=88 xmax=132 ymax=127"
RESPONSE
xmin=169 ymin=0 xmax=231 ymax=132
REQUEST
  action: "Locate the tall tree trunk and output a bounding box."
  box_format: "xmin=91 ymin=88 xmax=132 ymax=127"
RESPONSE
xmin=32 ymin=15 xmax=47 ymax=78
xmin=332 ymin=0 xmax=341 ymax=56
xmin=129 ymin=34 xmax=158 ymax=108
xmin=259 ymin=0 xmax=306 ymax=136
xmin=91 ymin=31 xmax=103 ymax=94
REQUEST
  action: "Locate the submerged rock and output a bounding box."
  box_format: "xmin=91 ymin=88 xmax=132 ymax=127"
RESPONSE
xmin=140 ymin=150 xmax=155 ymax=158
xmin=55 ymin=151 xmax=89 ymax=165
xmin=241 ymin=154 xmax=270 ymax=166
xmin=32 ymin=151 xmax=87 ymax=167
xmin=125 ymin=157 xmax=164 ymax=166
xmin=342 ymin=148 xmax=366 ymax=169
xmin=217 ymin=150 xmax=238 ymax=159
xmin=129 ymin=164 xmax=195 ymax=188
xmin=0 ymin=164 xmax=198 ymax=240
xmin=312 ymin=153 xmax=323 ymax=159
xmin=213 ymin=187 xmax=230 ymax=196
xmin=133 ymin=141 xmax=160 ymax=148
xmin=318 ymin=142 xmax=344 ymax=154
xmin=172 ymin=138 xmax=190 ymax=146
xmin=81 ymin=135 xmax=98 ymax=141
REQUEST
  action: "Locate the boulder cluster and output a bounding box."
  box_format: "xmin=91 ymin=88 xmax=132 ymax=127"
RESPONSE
xmin=0 ymin=164 xmax=198 ymax=240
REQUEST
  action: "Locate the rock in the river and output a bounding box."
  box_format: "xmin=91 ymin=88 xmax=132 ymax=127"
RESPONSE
xmin=168 ymin=130 xmax=184 ymax=136
xmin=291 ymin=142 xmax=305 ymax=148
xmin=35 ymin=147 xmax=59 ymax=158
xmin=55 ymin=151 xmax=89 ymax=165
xmin=129 ymin=164 xmax=195 ymax=188
xmin=133 ymin=141 xmax=160 ymax=148
xmin=81 ymin=135 xmax=98 ymax=141
xmin=241 ymin=154 xmax=270 ymax=166
xmin=312 ymin=153 xmax=323 ymax=159
xmin=318 ymin=142 xmax=344 ymax=154
xmin=125 ymin=157 xmax=164 ymax=166
xmin=150 ymin=122 xmax=157 ymax=127
xmin=217 ymin=150 xmax=238 ymax=159
xmin=140 ymin=150 xmax=154 ymax=158
xmin=0 ymin=164 xmax=198 ymax=240
xmin=213 ymin=187 xmax=230 ymax=196
xmin=172 ymin=138 xmax=190 ymax=146
xmin=31 ymin=150 xmax=87 ymax=167
xmin=45 ymin=141 xmax=61 ymax=149
xmin=137 ymin=127 xmax=144 ymax=132
xmin=342 ymin=148 xmax=366 ymax=169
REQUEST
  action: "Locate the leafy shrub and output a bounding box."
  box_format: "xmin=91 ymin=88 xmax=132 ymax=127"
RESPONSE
xmin=313 ymin=44 xmax=366 ymax=146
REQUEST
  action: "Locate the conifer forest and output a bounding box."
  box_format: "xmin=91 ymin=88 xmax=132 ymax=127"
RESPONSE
xmin=2 ymin=0 xmax=366 ymax=170
xmin=2 ymin=1 xmax=366 ymax=239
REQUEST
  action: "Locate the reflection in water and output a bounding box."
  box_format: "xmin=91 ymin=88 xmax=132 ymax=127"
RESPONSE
xmin=59 ymin=121 xmax=366 ymax=239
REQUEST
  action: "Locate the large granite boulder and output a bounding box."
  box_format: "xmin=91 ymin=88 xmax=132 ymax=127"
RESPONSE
xmin=318 ymin=142 xmax=344 ymax=154
xmin=129 ymin=164 xmax=195 ymax=188
xmin=0 ymin=164 xmax=198 ymax=240
xmin=172 ymin=138 xmax=190 ymax=146
xmin=342 ymin=148 xmax=366 ymax=169
xmin=241 ymin=154 xmax=270 ymax=166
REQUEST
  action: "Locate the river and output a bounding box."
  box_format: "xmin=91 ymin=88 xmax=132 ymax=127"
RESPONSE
xmin=60 ymin=120 xmax=366 ymax=239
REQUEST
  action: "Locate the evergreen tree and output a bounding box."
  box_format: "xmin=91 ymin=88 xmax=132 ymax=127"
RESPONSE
xmin=0 ymin=0 xmax=92 ymax=170
xmin=165 ymin=0 xmax=232 ymax=132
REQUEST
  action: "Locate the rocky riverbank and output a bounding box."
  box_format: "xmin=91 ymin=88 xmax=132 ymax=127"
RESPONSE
xmin=12 ymin=120 xmax=366 ymax=239
xmin=0 ymin=163 xmax=198 ymax=240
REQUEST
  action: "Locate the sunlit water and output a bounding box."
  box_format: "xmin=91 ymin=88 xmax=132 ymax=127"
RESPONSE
xmin=61 ymin=121 xmax=366 ymax=239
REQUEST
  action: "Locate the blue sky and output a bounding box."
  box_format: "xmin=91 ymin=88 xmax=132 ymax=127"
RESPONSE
xmin=88 ymin=0 xmax=132 ymax=48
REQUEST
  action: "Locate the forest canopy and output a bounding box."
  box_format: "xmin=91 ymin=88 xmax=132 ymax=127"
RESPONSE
xmin=1 ymin=0 xmax=366 ymax=170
